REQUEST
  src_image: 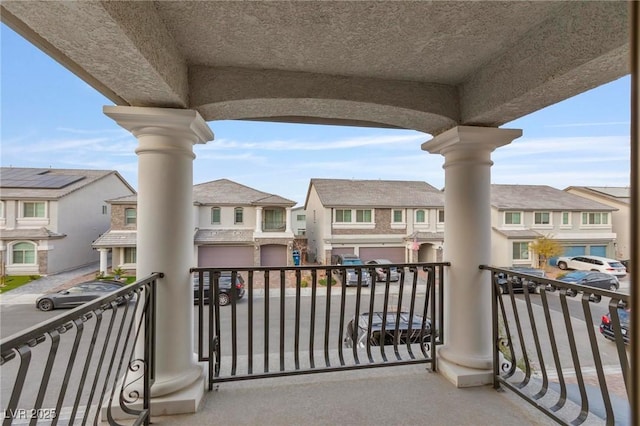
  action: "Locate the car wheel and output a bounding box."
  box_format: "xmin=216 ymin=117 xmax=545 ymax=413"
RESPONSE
xmin=38 ymin=299 xmax=54 ymax=311
xmin=557 ymin=261 xmax=568 ymax=270
xmin=609 ymin=283 xmax=618 ymax=291
xmin=218 ymin=292 xmax=231 ymax=306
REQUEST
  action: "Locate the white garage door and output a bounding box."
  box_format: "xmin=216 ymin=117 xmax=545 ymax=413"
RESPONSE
xmin=359 ymin=247 xmax=405 ymax=263
xmin=260 ymin=244 xmax=287 ymax=266
xmin=198 ymin=245 xmax=254 ymax=267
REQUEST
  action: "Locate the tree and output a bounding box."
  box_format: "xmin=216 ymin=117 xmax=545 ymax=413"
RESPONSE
xmin=529 ymin=236 xmax=564 ymax=268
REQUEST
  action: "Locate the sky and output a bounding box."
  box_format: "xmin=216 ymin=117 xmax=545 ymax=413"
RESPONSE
xmin=1 ymin=24 xmax=631 ymax=207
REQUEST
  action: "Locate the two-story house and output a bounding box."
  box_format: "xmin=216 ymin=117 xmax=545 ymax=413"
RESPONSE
xmin=304 ymin=179 xmax=445 ymax=264
xmin=93 ymin=179 xmax=297 ymax=272
xmin=0 ymin=167 xmax=135 ymax=275
xmin=490 ymin=184 xmax=618 ymax=267
xmin=564 ymin=186 xmax=630 ymax=260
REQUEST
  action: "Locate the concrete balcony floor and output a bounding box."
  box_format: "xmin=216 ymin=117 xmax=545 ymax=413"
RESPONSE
xmin=153 ymin=364 xmax=556 ymax=425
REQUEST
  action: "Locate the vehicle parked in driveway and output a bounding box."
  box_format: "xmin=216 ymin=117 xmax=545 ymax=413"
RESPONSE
xmin=36 ymin=280 xmax=124 ymax=311
xmin=600 ymin=305 xmax=630 ymax=345
xmin=556 ymin=271 xmax=619 ymax=295
xmin=193 ymin=271 xmax=245 ymax=306
xmin=556 ymin=255 xmax=626 ymax=278
xmin=495 ymin=267 xmax=546 ymax=294
xmin=344 ymin=311 xmax=433 ymax=348
xmin=330 ymin=254 xmax=372 ymax=287
xmin=365 ymin=259 xmax=400 ymax=282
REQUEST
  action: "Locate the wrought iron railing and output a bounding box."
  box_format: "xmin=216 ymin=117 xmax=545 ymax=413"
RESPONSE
xmin=192 ymin=263 xmax=448 ymax=388
xmin=481 ymin=266 xmax=630 ymax=426
xmin=0 ymin=274 xmax=159 ymax=426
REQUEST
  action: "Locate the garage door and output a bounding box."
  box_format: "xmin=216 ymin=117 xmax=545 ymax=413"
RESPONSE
xmin=589 ymin=245 xmax=607 ymax=257
xmin=359 ymin=247 xmax=405 ymax=263
xmin=260 ymin=244 xmax=287 ymax=266
xmin=198 ymin=245 xmax=254 ymax=267
xmin=550 ymin=245 xmax=587 ymax=266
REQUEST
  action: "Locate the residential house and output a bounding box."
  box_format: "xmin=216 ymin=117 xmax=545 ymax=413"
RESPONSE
xmin=0 ymin=167 xmax=135 ymax=275
xmin=304 ymin=179 xmax=445 ymax=264
xmin=291 ymin=206 xmax=307 ymax=237
xmin=565 ymin=186 xmax=631 ymax=260
xmin=93 ymin=179 xmax=297 ymax=272
xmin=490 ymin=184 xmax=618 ymax=267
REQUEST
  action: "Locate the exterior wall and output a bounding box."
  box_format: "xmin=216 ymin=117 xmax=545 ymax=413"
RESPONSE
xmin=304 ymin=187 xmax=327 ymax=263
xmin=291 ymin=207 xmax=307 ymax=236
xmin=196 ymin=205 xmax=257 ymax=230
xmin=111 ymin=203 xmax=138 ymax=230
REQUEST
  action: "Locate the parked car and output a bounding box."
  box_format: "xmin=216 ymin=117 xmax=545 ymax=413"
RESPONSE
xmin=331 ymin=254 xmax=372 ymax=287
xmin=600 ymin=305 xmax=630 ymax=345
xmin=193 ymin=271 xmax=245 ymax=306
xmin=556 ymin=271 xmax=619 ymax=295
xmin=556 ymin=255 xmax=626 ymax=278
xmin=36 ymin=280 xmax=125 ymax=311
xmin=344 ymin=311 xmax=433 ymax=348
xmin=495 ymin=267 xmax=546 ymax=294
xmin=365 ymin=259 xmax=400 ymax=282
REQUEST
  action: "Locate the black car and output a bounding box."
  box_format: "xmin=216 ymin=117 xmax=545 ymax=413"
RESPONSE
xmin=365 ymin=259 xmax=400 ymax=282
xmin=193 ymin=272 xmax=245 ymax=306
xmin=495 ymin=267 xmax=546 ymax=294
xmin=344 ymin=311 xmax=433 ymax=348
xmin=600 ymin=306 xmax=630 ymax=344
xmin=556 ymin=270 xmax=619 ymax=294
xmin=36 ymin=280 xmax=125 ymax=311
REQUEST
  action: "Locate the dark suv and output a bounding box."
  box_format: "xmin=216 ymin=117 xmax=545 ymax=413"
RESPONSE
xmin=330 ymin=254 xmax=372 ymax=286
xmin=193 ymin=271 xmax=245 ymax=306
xmin=496 ymin=267 xmax=546 ymax=294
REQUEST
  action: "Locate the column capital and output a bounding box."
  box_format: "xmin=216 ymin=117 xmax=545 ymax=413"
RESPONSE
xmin=104 ymin=106 xmax=214 ymax=144
xmin=421 ymin=125 xmax=521 ymax=156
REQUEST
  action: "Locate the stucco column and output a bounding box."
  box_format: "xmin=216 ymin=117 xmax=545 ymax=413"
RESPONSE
xmin=285 ymin=207 xmax=292 ymax=233
xmin=422 ymin=126 xmax=521 ymax=387
xmin=98 ymin=249 xmax=109 ymax=274
xmin=104 ymin=106 xmax=214 ymax=402
xmin=255 ymin=206 xmax=263 ymax=233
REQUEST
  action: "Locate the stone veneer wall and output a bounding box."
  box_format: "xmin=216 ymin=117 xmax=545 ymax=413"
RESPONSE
xmin=110 ymin=204 xmax=138 ymax=231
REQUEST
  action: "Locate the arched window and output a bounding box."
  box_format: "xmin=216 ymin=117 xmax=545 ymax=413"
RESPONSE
xmin=234 ymin=207 xmax=244 ymax=224
xmin=211 ymin=207 xmax=221 ymax=224
xmin=416 ymin=210 xmax=426 ymax=223
xmin=12 ymin=242 xmax=36 ymax=264
xmin=125 ymin=208 xmax=137 ymax=225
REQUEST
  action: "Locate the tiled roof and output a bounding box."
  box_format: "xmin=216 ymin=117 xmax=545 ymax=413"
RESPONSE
xmin=565 ymin=186 xmax=631 ymax=204
xmin=0 ymin=227 xmax=66 ymax=240
xmin=193 ymin=179 xmax=296 ymax=206
xmin=194 ymin=229 xmax=254 ymax=243
xmin=406 ymin=231 xmax=444 ymax=241
xmin=490 ymin=185 xmax=615 ymax=211
xmin=0 ymin=167 xmax=132 ymax=199
xmin=492 ymin=228 xmax=543 ymax=239
xmin=107 ymin=194 xmax=139 ymax=203
xmin=307 ymin=179 xmax=444 ymax=208
xmin=92 ymin=231 xmax=137 ymax=247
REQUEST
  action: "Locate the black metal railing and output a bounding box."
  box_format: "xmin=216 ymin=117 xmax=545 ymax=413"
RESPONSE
xmin=0 ymin=274 xmax=159 ymax=426
xmin=481 ymin=266 xmax=630 ymax=426
xmin=191 ymin=263 xmax=448 ymax=388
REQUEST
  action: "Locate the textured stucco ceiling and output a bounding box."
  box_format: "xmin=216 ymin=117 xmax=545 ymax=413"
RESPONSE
xmin=1 ymin=1 xmax=629 ymax=135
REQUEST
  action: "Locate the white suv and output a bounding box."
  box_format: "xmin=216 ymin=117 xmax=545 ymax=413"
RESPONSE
xmin=556 ymin=255 xmax=627 ymax=278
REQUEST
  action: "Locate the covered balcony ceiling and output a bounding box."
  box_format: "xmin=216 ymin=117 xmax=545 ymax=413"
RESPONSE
xmin=1 ymin=1 xmax=629 ymax=135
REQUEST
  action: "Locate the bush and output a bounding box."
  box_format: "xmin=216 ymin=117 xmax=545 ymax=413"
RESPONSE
xmin=300 ymin=279 xmax=309 ymax=288
xmin=319 ymin=277 xmax=336 ymax=286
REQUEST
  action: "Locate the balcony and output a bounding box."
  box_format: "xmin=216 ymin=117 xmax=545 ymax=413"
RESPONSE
xmin=262 ymin=220 xmax=286 ymax=232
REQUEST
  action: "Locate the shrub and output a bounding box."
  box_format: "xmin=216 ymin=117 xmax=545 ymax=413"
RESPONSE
xmin=300 ymin=279 xmax=309 ymax=288
xmin=319 ymin=277 xmax=336 ymax=286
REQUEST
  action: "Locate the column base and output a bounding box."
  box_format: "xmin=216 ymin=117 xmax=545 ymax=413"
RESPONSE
xmin=437 ymin=348 xmax=493 ymax=388
xmin=102 ymin=362 xmax=207 ymax=421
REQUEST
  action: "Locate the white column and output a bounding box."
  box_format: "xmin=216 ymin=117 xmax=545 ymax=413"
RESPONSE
xmin=104 ymin=106 xmax=214 ymax=402
xmin=285 ymin=207 xmax=292 ymax=233
xmin=255 ymin=206 xmax=263 ymax=233
xmin=98 ymin=249 xmax=109 ymax=274
xmin=422 ymin=126 xmax=521 ymax=387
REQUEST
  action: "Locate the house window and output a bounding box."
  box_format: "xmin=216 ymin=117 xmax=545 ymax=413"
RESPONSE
xmin=416 ymin=210 xmax=426 ymax=223
xmin=582 ymin=212 xmax=608 ymax=225
xmin=234 ymin=207 xmax=244 ymax=224
xmin=297 ymin=214 xmax=306 ymax=221
xmin=12 ymin=242 xmax=36 ymax=264
xmin=335 ymin=209 xmax=352 ymax=223
xmin=504 ymin=211 xmax=522 ymax=225
xmin=297 ymin=229 xmax=306 ymax=236
xmin=561 ymin=212 xmax=571 ymax=226
xmin=102 ymin=205 xmax=107 ymax=215
xmin=125 ymin=208 xmax=136 ymax=225
xmin=393 ymin=209 xmax=403 ymax=223
xmin=437 ymin=209 xmax=445 ymax=223
xmin=124 ymin=247 xmax=137 ymax=264
xmin=356 ymin=209 xmax=372 ymax=223
xmin=534 ymin=212 xmax=550 ymax=225
xmin=211 ymin=207 xmax=221 ymax=224
xmin=512 ymin=242 xmax=530 ymax=260
xmin=23 ymin=201 xmax=46 ymax=218
xmin=264 ymin=208 xmax=285 ymax=230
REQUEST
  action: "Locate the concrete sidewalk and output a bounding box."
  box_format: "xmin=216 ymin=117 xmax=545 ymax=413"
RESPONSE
xmin=0 ymin=262 xmax=99 ymax=306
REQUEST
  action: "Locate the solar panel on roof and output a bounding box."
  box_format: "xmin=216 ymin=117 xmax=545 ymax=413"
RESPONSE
xmin=0 ymin=169 xmax=85 ymax=189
